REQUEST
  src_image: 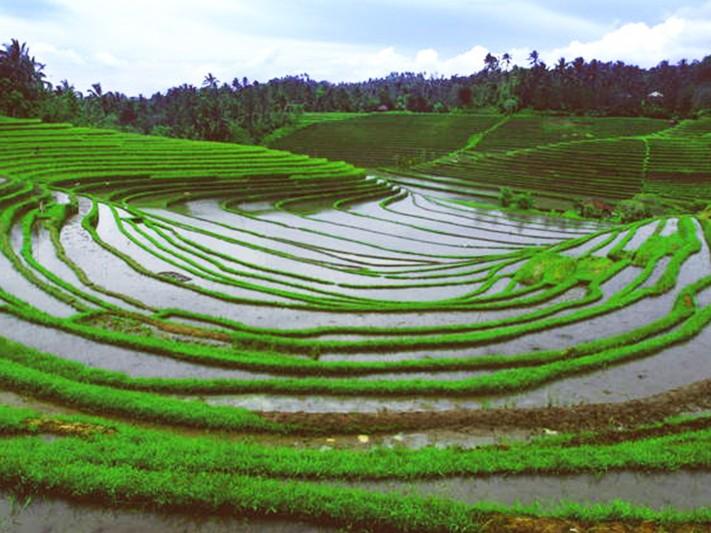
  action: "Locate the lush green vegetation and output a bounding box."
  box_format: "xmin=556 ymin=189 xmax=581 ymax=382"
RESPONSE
xmin=1 ymin=107 xmax=711 ymax=531
xmin=2 ymin=38 xmax=710 ymax=146
xmin=270 ymin=113 xmax=501 ymax=168
xmin=0 ymin=405 xmax=710 ymax=531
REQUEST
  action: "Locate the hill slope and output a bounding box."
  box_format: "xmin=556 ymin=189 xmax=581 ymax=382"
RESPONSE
xmin=269 ymin=112 xmax=501 ymax=168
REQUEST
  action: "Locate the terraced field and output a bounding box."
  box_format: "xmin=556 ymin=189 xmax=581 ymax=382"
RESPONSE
xmin=645 ymin=118 xmax=711 ymax=201
xmin=405 ymin=115 xmax=711 ymax=209
xmin=1 ymin=116 xmax=710 ymax=531
xmin=269 ymin=112 xmax=501 ymax=168
xmin=272 ymin=113 xmax=711 ymax=210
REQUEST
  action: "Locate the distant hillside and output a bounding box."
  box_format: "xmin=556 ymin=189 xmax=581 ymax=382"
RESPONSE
xmin=403 ymin=114 xmax=711 ymax=207
xmin=268 ymin=112 xmax=501 ymax=168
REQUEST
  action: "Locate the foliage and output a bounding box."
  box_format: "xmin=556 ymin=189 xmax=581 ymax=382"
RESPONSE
xmin=0 ymin=95 xmax=710 ymax=530
xmin=3 ymin=37 xmax=711 ymax=144
xmin=0 ymin=40 xmax=48 ymax=117
xmin=498 ymin=186 xmax=514 ymax=207
xmin=499 ymin=187 xmax=534 ymax=210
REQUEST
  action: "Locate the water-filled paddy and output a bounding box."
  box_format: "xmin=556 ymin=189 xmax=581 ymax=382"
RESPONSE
xmin=1 ymin=114 xmax=710 ymax=531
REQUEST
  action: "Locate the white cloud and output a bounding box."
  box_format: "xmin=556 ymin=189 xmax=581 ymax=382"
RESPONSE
xmin=0 ymin=1 xmax=709 ymax=94
xmin=33 ymin=43 xmax=85 ymax=66
xmin=94 ymin=52 xmax=126 ymax=68
xmin=543 ymin=13 xmax=711 ymax=66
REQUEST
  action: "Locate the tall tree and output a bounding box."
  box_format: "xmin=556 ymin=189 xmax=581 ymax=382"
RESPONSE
xmin=0 ymin=39 xmax=48 ymax=117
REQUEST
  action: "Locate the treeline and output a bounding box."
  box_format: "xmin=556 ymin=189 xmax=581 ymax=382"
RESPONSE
xmin=2 ymin=38 xmax=711 ymax=144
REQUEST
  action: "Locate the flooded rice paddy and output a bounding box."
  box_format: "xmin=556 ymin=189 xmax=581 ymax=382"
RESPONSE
xmin=1 ymin=160 xmax=710 ymax=528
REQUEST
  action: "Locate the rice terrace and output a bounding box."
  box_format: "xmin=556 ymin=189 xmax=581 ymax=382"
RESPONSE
xmin=1 ymin=2 xmax=711 ymax=531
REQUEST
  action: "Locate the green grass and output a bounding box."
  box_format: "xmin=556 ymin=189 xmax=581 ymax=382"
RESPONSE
xmin=269 ymin=113 xmax=501 ymax=168
xmin=0 ymin=114 xmax=710 ymax=530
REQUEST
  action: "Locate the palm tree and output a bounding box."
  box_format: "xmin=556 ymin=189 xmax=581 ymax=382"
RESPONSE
xmin=0 ymin=39 xmax=47 ymax=86
xmin=55 ymin=79 xmax=76 ymax=96
xmin=202 ymin=73 xmax=219 ymax=90
xmin=556 ymin=57 xmax=567 ymax=74
xmin=502 ymin=53 xmax=512 ymax=70
xmin=484 ymin=53 xmax=499 ymax=73
xmin=0 ymin=39 xmax=49 ymax=116
xmin=87 ymin=83 xmax=103 ymax=99
xmin=528 ymin=50 xmax=540 ymax=68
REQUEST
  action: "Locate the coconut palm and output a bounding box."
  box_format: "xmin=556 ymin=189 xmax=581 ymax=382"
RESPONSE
xmin=502 ymin=53 xmax=512 ymax=70
xmin=528 ymin=50 xmax=540 ymax=68
xmin=484 ymin=53 xmax=499 ymax=73
xmin=0 ymin=39 xmax=49 ymax=116
xmin=202 ymin=73 xmax=219 ymax=90
xmin=0 ymin=39 xmax=47 ymax=86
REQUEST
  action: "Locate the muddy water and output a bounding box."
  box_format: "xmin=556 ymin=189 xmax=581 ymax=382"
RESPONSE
xmin=624 ymin=220 xmax=663 ymax=251
xmin=322 ymin=226 xmax=698 ymax=361
xmin=0 ymin=237 xmax=75 ymax=317
xmin=0 ymin=314 xmax=283 ymax=380
xmin=168 ymin=285 xmax=582 ymax=330
xmin=592 ymin=229 xmax=629 ymax=257
xmin=119 ymin=220 xmax=358 ymax=303
xmin=315 ymin=286 xmax=589 ymax=342
xmin=350 ymin=470 xmax=711 ymax=510
xmin=0 ymin=390 xmax=79 ymax=416
xmin=697 ymin=286 xmax=711 ymax=307
xmin=46 ymin=192 xmax=606 ymax=327
xmin=410 ymin=194 xmax=599 ymax=236
xmin=0 ymin=388 xmax=535 ymax=451
xmin=0 ymin=492 xmax=330 ymax=533
xmin=307 ymin=209 xmax=529 ymax=253
xmin=201 ymin=393 xmax=488 ymax=413
xmin=660 ymin=217 xmax=679 ymax=237
xmin=102 ymin=205 xmax=297 ymax=305
xmin=147 ymin=206 xmax=473 ymax=294
xmin=200 ymin=305 xmax=711 ymax=413
xmin=406 ymin=191 xmax=603 ymax=233
xmin=164 ymin=199 xmax=488 ymax=260
xmin=201 ymin=271 xmax=711 ymax=412
xmin=252 ymin=427 xmax=535 ymax=450
xmin=199 ymin=248 xmax=711 ymax=412
xmin=185 ymin=199 xmax=457 ymax=261
xmin=155 ymin=202 xmax=514 ymax=275
xmin=426 ymin=194 xmax=602 ymax=232
xmin=31 ymin=224 xmax=143 ymax=312
xmin=61 ymin=203 xmax=299 ymax=319
xmin=640 ymin=257 xmax=672 ymax=289
xmin=560 ymin=232 xmax=614 ymax=257
xmin=371 ymin=198 xmax=572 ymax=246
xmin=320 ymin=267 xmax=641 ymax=360
xmin=0 ymin=314 xmax=494 ymax=382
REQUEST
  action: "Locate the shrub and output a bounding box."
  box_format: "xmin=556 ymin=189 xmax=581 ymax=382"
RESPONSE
xmin=499 ymin=186 xmax=514 ymax=207
xmin=513 ymin=191 xmax=534 ymax=209
xmin=615 ymin=199 xmax=652 ymax=223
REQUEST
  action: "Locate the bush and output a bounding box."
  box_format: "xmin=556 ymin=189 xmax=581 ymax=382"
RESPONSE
xmin=615 ymin=199 xmax=652 ymax=223
xmin=499 ymin=186 xmax=514 ymax=207
xmin=150 ymin=125 xmax=172 ymax=137
xmin=513 ymin=191 xmax=534 ymax=209
xmin=577 ymin=199 xmax=613 ymax=219
xmin=499 ymin=187 xmax=534 ymax=210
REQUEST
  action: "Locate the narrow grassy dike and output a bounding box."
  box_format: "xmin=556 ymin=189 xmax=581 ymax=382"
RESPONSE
xmin=1 ymin=115 xmax=710 ymax=531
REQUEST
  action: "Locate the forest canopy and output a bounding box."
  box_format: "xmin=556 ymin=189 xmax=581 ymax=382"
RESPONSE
xmin=2 ymin=38 xmax=711 ymax=144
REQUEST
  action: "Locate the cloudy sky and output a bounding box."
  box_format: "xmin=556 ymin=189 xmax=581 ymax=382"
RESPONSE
xmin=1 ymin=0 xmax=710 ymax=95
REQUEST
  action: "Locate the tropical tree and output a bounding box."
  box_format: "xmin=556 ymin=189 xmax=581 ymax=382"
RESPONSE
xmin=40 ymin=79 xmax=81 ymax=122
xmin=202 ymin=73 xmax=219 ymax=90
xmin=501 ymin=53 xmax=512 ymax=70
xmin=0 ymin=39 xmax=49 ymax=116
xmin=484 ymin=53 xmax=499 ymax=73
xmin=528 ymin=50 xmax=540 ymax=68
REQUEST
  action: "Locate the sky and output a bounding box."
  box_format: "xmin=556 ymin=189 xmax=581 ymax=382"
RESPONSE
xmin=1 ymin=0 xmax=710 ymax=95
